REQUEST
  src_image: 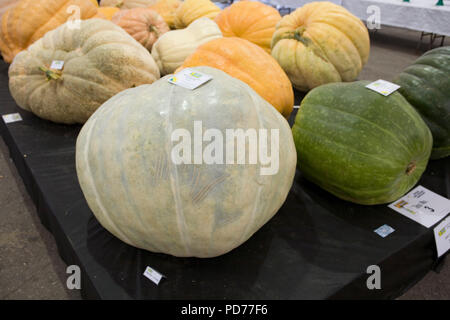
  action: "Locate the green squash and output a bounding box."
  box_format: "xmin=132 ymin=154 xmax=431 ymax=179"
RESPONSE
xmin=394 ymin=46 xmax=450 ymax=159
xmin=292 ymin=81 xmax=432 ymax=205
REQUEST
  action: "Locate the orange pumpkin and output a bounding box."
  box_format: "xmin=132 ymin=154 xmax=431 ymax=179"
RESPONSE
xmin=0 ymin=0 xmax=19 ymax=19
xmin=0 ymin=0 xmax=98 ymax=63
xmin=148 ymin=0 xmax=181 ymax=29
xmin=177 ymin=37 xmax=294 ymax=118
xmin=112 ymin=8 xmax=170 ymax=51
xmin=214 ymin=1 xmax=281 ymax=53
xmin=95 ymin=6 xmax=120 ymax=20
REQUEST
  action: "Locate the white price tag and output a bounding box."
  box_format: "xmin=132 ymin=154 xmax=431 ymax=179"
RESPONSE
xmin=434 ymin=215 xmax=450 ymax=258
xmin=143 ymin=266 xmax=164 ymax=285
xmin=374 ymin=224 xmax=395 ymax=238
xmin=50 ymin=60 xmax=65 ymax=70
xmin=366 ymin=79 xmax=400 ymax=96
xmin=2 ymin=113 xmax=22 ymax=124
xmin=388 ymin=186 xmax=450 ymax=228
xmin=168 ymin=68 xmax=212 ymax=90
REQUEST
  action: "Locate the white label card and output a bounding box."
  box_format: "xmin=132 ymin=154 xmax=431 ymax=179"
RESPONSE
xmin=2 ymin=113 xmax=22 ymax=124
xmin=374 ymin=224 xmax=395 ymax=238
xmin=50 ymin=60 xmax=65 ymax=70
xmin=388 ymin=186 xmax=450 ymax=228
xmin=168 ymin=68 xmax=212 ymax=90
xmin=366 ymin=79 xmax=400 ymax=96
xmin=434 ymin=215 xmax=450 ymax=258
xmin=143 ymin=266 xmax=163 ymax=285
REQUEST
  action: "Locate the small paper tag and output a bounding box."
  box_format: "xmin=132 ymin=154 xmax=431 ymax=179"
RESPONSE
xmin=143 ymin=266 xmax=163 ymax=285
xmin=50 ymin=60 xmax=65 ymax=70
xmin=434 ymin=215 xmax=450 ymax=258
xmin=374 ymin=224 xmax=395 ymax=238
xmin=168 ymin=68 xmax=212 ymax=90
xmin=388 ymin=186 xmax=450 ymax=228
xmin=366 ymin=80 xmax=400 ymax=96
xmin=2 ymin=113 xmax=22 ymax=124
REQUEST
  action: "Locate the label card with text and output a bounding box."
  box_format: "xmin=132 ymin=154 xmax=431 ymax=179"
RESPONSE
xmin=388 ymin=185 xmax=450 ymax=228
xmin=366 ymin=79 xmax=400 ymax=96
xmin=50 ymin=60 xmax=65 ymax=70
xmin=143 ymin=266 xmax=164 ymax=285
xmin=168 ymin=68 xmax=212 ymax=90
xmin=434 ymin=215 xmax=450 ymax=258
xmin=2 ymin=113 xmax=22 ymax=124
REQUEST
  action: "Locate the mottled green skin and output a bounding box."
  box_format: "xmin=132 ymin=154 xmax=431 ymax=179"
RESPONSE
xmin=292 ymin=81 xmax=432 ymax=205
xmin=394 ymin=46 xmax=450 ymax=159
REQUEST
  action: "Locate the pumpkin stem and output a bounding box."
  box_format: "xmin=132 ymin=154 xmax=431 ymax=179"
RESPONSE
xmin=406 ymin=162 xmax=416 ymax=175
xmin=149 ymin=25 xmax=160 ymax=37
xmin=39 ymin=66 xmax=62 ymax=81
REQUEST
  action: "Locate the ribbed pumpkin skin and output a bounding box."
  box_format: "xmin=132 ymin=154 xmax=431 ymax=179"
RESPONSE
xmin=9 ymin=19 xmax=160 ymax=124
xmin=394 ymin=46 xmax=450 ymax=159
xmin=271 ymin=2 xmax=370 ymax=92
xmin=174 ymin=0 xmax=220 ymax=29
xmin=100 ymin=0 xmax=157 ymax=9
xmin=76 ymin=66 xmax=296 ymax=258
xmin=0 ymin=0 xmax=19 ymax=19
xmin=112 ymin=8 xmax=169 ymax=51
xmin=215 ymin=1 xmax=281 ymax=53
xmin=0 ymin=0 xmax=98 ymax=63
xmin=151 ymin=18 xmax=222 ymax=75
xmin=292 ymin=81 xmax=432 ymax=205
xmin=178 ymin=37 xmax=294 ymax=118
xmin=96 ymin=7 xmax=120 ymax=20
xmin=149 ymin=0 xmax=181 ymax=29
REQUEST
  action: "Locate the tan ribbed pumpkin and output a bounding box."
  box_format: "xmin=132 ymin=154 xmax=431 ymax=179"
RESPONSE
xmin=271 ymin=2 xmax=370 ymax=91
xmin=8 ymin=19 xmax=160 ymax=124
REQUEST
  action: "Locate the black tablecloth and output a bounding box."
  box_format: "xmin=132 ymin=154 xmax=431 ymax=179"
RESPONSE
xmin=0 ymin=60 xmax=448 ymax=299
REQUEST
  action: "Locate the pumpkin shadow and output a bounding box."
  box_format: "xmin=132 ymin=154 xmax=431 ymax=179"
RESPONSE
xmin=86 ymin=211 xmax=280 ymax=299
xmin=276 ymin=171 xmax=385 ymax=275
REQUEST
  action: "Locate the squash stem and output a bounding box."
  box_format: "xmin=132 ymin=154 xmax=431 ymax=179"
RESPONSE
xmin=39 ymin=66 xmax=62 ymax=81
xmin=149 ymin=25 xmax=160 ymax=37
xmin=406 ymin=162 xmax=416 ymax=175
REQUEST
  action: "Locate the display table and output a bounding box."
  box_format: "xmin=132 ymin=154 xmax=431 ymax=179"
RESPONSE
xmin=342 ymin=0 xmax=450 ymax=36
xmin=0 ymin=60 xmax=449 ymax=299
xmin=267 ymin=0 xmax=450 ymax=37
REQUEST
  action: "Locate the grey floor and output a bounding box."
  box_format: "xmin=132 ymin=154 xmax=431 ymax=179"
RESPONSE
xmin=0 ymin=26 xmax=449 ymax=300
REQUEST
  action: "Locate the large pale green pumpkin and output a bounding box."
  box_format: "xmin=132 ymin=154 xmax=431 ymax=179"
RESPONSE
xmin=9 ymin=19 xmax=160 ymax=124
xmin=292 ymin=81 xmax=432 ymax=205
xmin=394 ymin=46 xmax=450 ymax=159
xmin=76 ymin=66 xmax=296 ymax=258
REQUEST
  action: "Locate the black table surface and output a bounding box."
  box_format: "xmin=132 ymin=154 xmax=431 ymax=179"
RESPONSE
xmin=0 ymin=60 xmax=449 ymax=299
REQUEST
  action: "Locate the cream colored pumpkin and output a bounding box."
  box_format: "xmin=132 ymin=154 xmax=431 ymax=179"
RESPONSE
xmin=151 ymin=18 xmax=222 ymax=75
xmin=76 ymin=66 xmax=296 ymax=258
xmin=100 ymin=0 xmax=157 ymax=9
xmin=9 ymin=19 xmax=160 ymax=124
